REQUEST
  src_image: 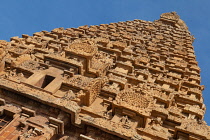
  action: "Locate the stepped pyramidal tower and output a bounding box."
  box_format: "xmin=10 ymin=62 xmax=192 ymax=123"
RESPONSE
xmin=0 ymin=12 xmax=209 ymax=140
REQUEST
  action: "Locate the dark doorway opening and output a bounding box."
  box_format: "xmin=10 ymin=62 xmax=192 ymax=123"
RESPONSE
xmin=0 ymin=114 xmax=13 ymax=131
xmin=35 ymin=75 xmax=55 ymax=89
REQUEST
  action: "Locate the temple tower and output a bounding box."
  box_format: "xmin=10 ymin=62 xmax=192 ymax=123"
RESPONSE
xmin=0 ymin=12 xmax=209 ymax=140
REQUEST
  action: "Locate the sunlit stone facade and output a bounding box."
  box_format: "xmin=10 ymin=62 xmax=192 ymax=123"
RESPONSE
xmin=0 ymin=12 xmax=209 ymax=140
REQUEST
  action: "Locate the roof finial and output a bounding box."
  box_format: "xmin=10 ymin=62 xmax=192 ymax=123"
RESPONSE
xmin=159 ymin=12 xmax=188 ymax=30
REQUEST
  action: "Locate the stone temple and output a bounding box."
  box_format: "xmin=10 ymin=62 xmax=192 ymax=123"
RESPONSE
xmin=0 ymin=12 xmax=209 ymax=140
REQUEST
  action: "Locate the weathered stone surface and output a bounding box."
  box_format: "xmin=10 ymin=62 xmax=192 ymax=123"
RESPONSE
xmin=0 ymin=12 xmax=209 ymax=140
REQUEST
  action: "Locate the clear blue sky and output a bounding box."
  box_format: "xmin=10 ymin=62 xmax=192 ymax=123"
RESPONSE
xmin=0 ymin=1 xmax=210 ymax=124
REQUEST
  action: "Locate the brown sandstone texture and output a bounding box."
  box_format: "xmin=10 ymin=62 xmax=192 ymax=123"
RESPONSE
xmin=0 ymin=12 xmax=209 ymax=140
